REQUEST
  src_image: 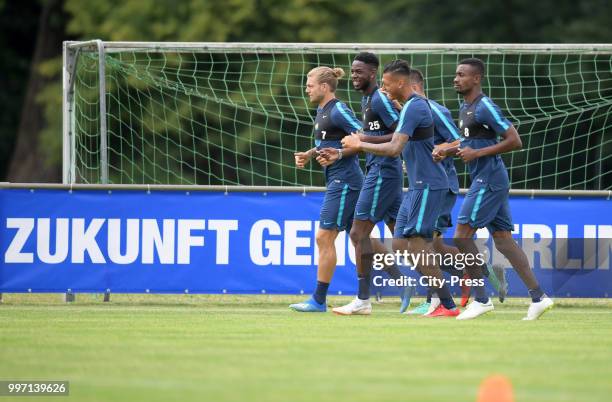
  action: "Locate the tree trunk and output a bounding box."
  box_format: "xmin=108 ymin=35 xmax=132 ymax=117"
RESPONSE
xmin=7 ymin=0 xmax=64 ymax=183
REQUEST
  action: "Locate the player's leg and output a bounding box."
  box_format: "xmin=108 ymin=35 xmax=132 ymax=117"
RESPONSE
xmin=454 ymin=222 xmax=494 ymax=319
xmin=407 ymin=236 xmax=459 ymax=317
xmin=334 ymin=169 xmax=405 ymax=315
xmin=381 ymin=220 xmax=415 ymax=312
xmin=291 ymin=181 xmax=357 ymax=312
xmin=356 ymin=167 xmax=405 ymax=285
xmin=380 ymin=186 xmax=407 ymax=283
xmin=382 ymin=182 xmax=417 ymax=311
xmin=399 ymin=188 xmax=459 ymax=317
xmin=436 ymin=228 xmax=507 ymax=306
xmin=488 ymin=198 xmax=553 ymax=320
xmin=349 ymin=219 xmax=377 ymax=297
xmin=332 ymin=169 xmax=380 ymax=315
xmin=432 ymin=190 xmax=461 ymax=256
xmin=434 ymin=230 xmax=506 ymax=303
xmin=351 ymin=170 xmax=382 ymax=283
xmin=378 ymin=221 xmax=405 ymax=280
xmin=289 ymin=228 xmax=339 ymax=312
xmin=332 ymin=219 xmax=375 ymax=315
xmin=454 ymin=192 xmax=507 ymax=303
xmin=432 ymin=190 xmax=473 ymax=306
xmin=314 ymin=226 xmax=340 ymax=298
xmin=453 ymin=185 xmax=499 ymax=319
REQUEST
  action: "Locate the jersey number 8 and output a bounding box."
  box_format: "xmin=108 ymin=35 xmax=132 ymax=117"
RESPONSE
xmin=464 ymin=127 xmax=470 ymax=137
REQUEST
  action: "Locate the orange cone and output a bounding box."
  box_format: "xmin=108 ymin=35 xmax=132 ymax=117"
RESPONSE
xmin=477 ymin=374 xmax=514 ymax=402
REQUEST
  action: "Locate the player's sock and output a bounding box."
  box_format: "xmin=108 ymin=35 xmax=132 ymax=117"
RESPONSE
xmin=383 ymin=264 xmax=404 ymax=280
xmin=426 ymin=288 xmax=434 ymax=303
xmin=482 ymin=263 xmax=503 ymax=293
xmin=358 ymin=273 xmax=371 ymax=300
xmin=435 ymin=283 xmax=456 ymax=310
xmin=473 ymin=282 xmax=488 ymax=304
xmin=313 ymin=281 xmax=329 ymax=305
xmin=528 ymin=286 xmax=544 ymax=303
xmin=460 ymin=273 xmax=471 ymax=307
xmin=383 ymin=264 xmax=413 ymax=301
xmin=440 ymin=263 xmax=463 ymax=278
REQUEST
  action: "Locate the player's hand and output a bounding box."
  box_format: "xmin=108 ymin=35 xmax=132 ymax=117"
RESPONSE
xmin=316 ymin=147 xmax=338 ymax=167
xmin=432 ymin=145 xmax=447 ymax=162
xmin=380 ymin=89 xmax=403 ymax=110
xmin=294 ymin=150 xmax=312 ymax=168
xmin=457 ymin=146 xmax=480 ymax=163
xmin=341 ymin=133 xmax=362 ymax=151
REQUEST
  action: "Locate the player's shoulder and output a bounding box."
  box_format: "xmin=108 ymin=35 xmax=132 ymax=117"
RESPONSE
xmin=371 ymin=89 xmax=390 ymax=106
xmin=330 ymin=99 xmax=361 ymax=130
xmin=371 ymin=88 xmax=385 ymax=102
xmin=406 ymin=95 xmax=432 ymax=118
xmin=476 ymin=95 xmax=503 ymax=114
xmin=428 ymin=99 xmax=451 ymax=116
xmin=371 ymin=89 xmax=397 ymax=112
xmin=331 ymin=99 xmax=354 ymax=116
xmin=405 ymin=94 xmax=428 ymax=109
xmin=475 ymin=95 xmax=507 ymax=119
xmin=475 ymin=95 xmax=512 ymax=130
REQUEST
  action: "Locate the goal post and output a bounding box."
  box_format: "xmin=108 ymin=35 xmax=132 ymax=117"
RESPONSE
xmin=62 ymin=41 xmax=612 ymax=191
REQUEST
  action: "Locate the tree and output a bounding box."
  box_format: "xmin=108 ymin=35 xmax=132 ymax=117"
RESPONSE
xmin=6 ymin=0 xmax=611 ymax=183
xmin=7 ymin=0 xmax=68 ymax=182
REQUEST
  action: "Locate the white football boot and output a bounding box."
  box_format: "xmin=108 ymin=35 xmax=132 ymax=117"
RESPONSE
xmin=332 ymin=298 xmax=372 ymax=315
xmin=456 ymin=298 xmax=494 ymax=320
xmin=523 ymin=297 xmax=554 ymax=321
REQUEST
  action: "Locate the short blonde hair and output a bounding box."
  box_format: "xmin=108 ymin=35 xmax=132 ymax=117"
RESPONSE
xmin=307 ymin=66 xmax=345 ymax=92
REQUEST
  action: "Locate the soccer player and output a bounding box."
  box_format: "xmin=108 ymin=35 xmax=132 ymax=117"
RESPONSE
xmin=289 ymin=66 xmax=364 ymax=312
xmin=433 ymin=58 xmax=553 ymax=320
xmin=330 ymin=52 xmax=412 ymax=316
xmin=342 ymin=59 xmax=459 ymax=318
xmin=405 ymin=68 xmax=507 ymax=315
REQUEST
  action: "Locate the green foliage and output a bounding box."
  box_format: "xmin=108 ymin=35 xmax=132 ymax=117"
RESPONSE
xmin=36 ymin=58 xmax=64 ymax=169
xmin=29 ymin=0 xmax=612 ymax=184
xmin=63 ymin=0 xmax=371 ymax=42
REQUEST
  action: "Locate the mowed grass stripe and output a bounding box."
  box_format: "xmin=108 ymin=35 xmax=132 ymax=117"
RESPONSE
xmin=1 ymin=295 xmax=611 ymax=402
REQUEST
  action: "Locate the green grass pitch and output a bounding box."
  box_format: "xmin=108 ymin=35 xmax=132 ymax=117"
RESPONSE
xmin=1 ymin=294 xmax=611 ymax=402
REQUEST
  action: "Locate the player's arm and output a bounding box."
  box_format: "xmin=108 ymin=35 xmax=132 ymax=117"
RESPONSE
xmin=316 ymin=144 xmax=360 ymax=167
xmin=431 ymin=102 xmax=462 ymax=162
xmin=457 ymin=125 xmax=521 ymax=162
xmin=342 ymin=132 xmax=408 ymax=157
xmin=294 ymin=147 xmax=317 ymax=168
xmin=359 ymin=133 xmax=395 ymax=144
xmin=433 ymin=139 xmax=461 ymax=161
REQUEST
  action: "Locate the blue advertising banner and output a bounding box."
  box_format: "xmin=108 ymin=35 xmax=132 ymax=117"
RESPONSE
xmin=1 ymin=189 xmax=610 ymax=297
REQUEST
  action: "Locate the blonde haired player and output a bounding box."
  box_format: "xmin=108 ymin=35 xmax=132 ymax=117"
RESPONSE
xmin=290 ymin=66 xmax=364 ymax=312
